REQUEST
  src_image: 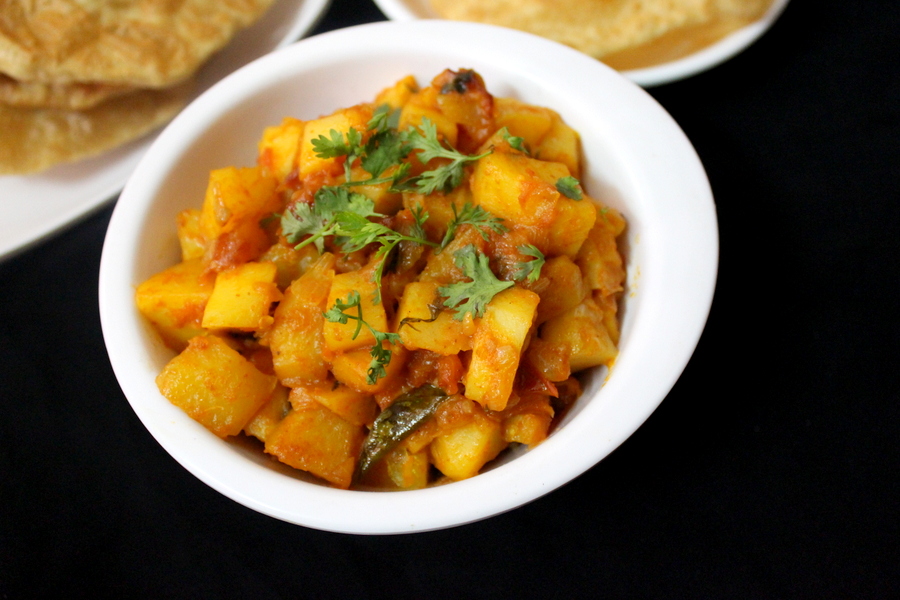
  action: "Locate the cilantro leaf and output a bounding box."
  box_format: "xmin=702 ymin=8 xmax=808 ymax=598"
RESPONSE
xmin=367 ymin=104 xmax=401 ymax=134
xmin=323 ymin=291 xmax=401 ymax=385
xmin=556 ymin=175 xmax=583 ymax=200
xmin=334 ymin=214 xmax=438 ymax=303
xmin=311 ymin=127 xmax=366 ymax=181
xmin=359 ymin=129 xmax=410 ymax=181
xmin=281 ymin=186 xmax=380 ymax=253
xmin=498 ymin=126 xmax=528 ymax=155
xmin=439 ymin=245 xmax=514 ymax=320
xmin=440 ymin=202 xmax=507 ymax=249
xmin=405 ymin=118 xmax=492 ymax=194
xmin=513 ymin=244 xmax=546 ymax=283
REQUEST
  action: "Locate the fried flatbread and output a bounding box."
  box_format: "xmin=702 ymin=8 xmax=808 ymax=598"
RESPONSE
xmin=0 ymin=74 xmax=135 ymax=109
xmin=429 ymin=0 xmax=774 ymax=67
xmin=0 ymin=0 xmax=276 ymax=87
xmin=0 ymin=80 xmax=192 ymax=174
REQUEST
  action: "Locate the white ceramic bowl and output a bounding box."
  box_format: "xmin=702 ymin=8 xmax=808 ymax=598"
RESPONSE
xmin=371 ymin=0 xmax=791 ymax=87
xmin=99 ymin=20 xmax=718 ymax=534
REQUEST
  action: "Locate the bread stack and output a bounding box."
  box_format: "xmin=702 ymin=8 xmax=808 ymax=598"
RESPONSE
xmin=0 ymin=0 xmax=276 ymax=174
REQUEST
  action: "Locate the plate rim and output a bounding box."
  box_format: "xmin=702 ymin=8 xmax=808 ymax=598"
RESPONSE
xmin=370 ymin=0 xmax=791 ymax=87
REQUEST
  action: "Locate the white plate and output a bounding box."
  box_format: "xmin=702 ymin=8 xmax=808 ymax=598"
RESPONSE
xmin=0 ymin=0 xmax=331 ymax=261
xmin=371 ymin=0 xmax=790 ymax=87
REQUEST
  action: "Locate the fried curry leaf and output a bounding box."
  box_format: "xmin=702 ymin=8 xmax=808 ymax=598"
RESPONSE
xmin=358 ymin=384 xmax=449 ymax=475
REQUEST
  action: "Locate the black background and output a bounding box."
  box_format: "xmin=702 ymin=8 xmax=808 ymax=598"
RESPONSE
xmin=2 ymin=0 xmax=897 ymax=597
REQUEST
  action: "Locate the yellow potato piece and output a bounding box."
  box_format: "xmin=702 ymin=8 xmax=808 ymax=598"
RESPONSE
xmin=156 ymin=335 xmax=277 ymax=438
xmin=541 ymin=297 xmax=618 ymax=373
xmin=463 ymin=287 xmax=540 ymax=412
xmin=268 ymin=253 xmax=335 ymax=386
xmin=431 ymin=403 xmax=506 ymax=481
xmin=323 ymin=269 xmax=388 ymax=353
xmin=264 ymin=398 xmax=365 ymax=489
xmin=396 ymin=281 xmax=475 ymax=355
xmin=135 ymin=258 xmax=213 ymax=352
xmin=202 ymin=262 xmax=281 ymax=331
xmin=288 ymin=383 xmax=376 ymax=427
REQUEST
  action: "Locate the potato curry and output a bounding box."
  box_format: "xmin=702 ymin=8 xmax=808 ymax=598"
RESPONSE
xmin=135 ymin=69 xmax=626 ymax=490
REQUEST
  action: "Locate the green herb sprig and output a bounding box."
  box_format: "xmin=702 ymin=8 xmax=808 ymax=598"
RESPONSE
xmin=513 ymin=244 xmax=546 ymax=283
xmin=439 ymin=245 xmax=514 ymax=321
xmin=404 ymin=119 xmax=492 ymax=195
xmin=336 ymin=209 xmax=438 ymax=302
xmin=440 ymin=202 xmax=507 ymax=249
xmin=323 ymin=291 xmax=400 ymax=385
xmin=280 ymin=187 xmax=381 ymax=253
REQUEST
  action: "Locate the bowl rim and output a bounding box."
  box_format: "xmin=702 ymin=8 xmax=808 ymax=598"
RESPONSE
xmin=99 ymin=19 xmax=718 ymax=534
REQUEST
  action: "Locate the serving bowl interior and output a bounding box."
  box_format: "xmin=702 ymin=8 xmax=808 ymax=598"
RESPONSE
xmin=98 ymin=20 xmax=718 ymax=534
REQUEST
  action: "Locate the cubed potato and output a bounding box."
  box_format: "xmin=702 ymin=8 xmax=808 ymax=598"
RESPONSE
xmin=597 ymin=203 xmax=627 ymax=237
xmin=176 ymin=208 xmax=206 ymax=261
xmin=535 ymin=112 xmax=581 ymax=176
xmin=430 ymin=401 xmax=506 ymax=480
xmin=298 ymin=105 xmax=373 ymax=178
xmin=431 ymin=69 xmax=495 ymax=152
xmin=358 ymin=444 xmax=430 ymax=490
xmin=199 ymin=166 xmax=280 ymax=240
xmin=268 ymin=253 xmax=335 ymax=386
xmin=399 ymin=87 xmax=459 ymax=149
xmin=244 ymin=384 xmax=291 ymax=443
xmin=503 ymin=412 xmax=552 ymax=447
xmin=347 ymin=163 xmax=403 ymax=214
xmin=594 ymin=290 xmax=621 ymax=345
xmin=203 ymin=217 xmax=272 ymax=273
xmin=323 ymin=269 xmax=388 ymax=353
xmin=470 ymin=152 xmax=568 ymax=230
xmin=264 ymin=398 xmax=365 ymax=489
xmin=501 ymin=394 xmax=555 ymax=446
xmin=258 ymin=240 xmax=319 ymax=291
xmin=257 ymin=116 xmax=305 ymax=182
xmin=288 ymin=382 xmax=376 ymax=427
xmin=374 ymin=74 xmax=419 ymax=109
xmin=156 ymin=335 xmax=278 ymax=438
xmin=576 ymin=209 xmax=626 ymax=296
xmin=535 ymin=256 xmax=588 ymax=324
xmin=403 ymin=185 xmax=472 ymax=246
xmin=471 ymin=152 xmax=595 ymax=257
xmin=201 ymin=262 xmax=281 ymax=331
xmin=417 ymin=225 xmax=488 ymax=285
xmin=397 ymin=281 xmax=475 ymax=354
xmin=540 ymin=297 xmax=617 ymax=372
xmin=330 ymin=343 xmax=408 ymax=394
xmin=544 ymin=195 xmax=597 ymax=258
xmin=524 ymin=337 xmax=571 ymax=383
xmin=492 ymin=97 xmax=554 ymax=151
xmin=135 ymin=258 xmax=213 ymax=352
xmin=463 ymin=287 xmax=540 ymax=411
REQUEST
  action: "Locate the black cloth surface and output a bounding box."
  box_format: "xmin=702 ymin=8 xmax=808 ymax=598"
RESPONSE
xmin=1 ymin=0 xmax=897 ymax=597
